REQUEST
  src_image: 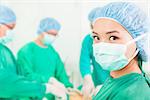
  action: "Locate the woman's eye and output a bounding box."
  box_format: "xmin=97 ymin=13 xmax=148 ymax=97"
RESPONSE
xmin=93 ymin=36 xmax=100 ymax=41
xmin=109 ymin=36 xmax=119 ymax=41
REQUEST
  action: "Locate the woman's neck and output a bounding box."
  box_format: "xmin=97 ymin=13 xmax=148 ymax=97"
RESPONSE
xmin=110 ymin=57 xmax=142 ymax=78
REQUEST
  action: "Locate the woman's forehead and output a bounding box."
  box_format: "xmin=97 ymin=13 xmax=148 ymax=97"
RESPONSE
xmin=93 ymin=19 xmax=123 ymax=29
xmin=93 ymin=18 xmax=130 ymax=35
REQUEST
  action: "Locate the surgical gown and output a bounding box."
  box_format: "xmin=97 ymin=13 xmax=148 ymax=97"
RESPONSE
xmin=0 ymin=43 xmax=46 ymax=100
xmin=93 ymin=73 xmax=150 ymax=100
xmin=17 ymin=42 xmax=73 ymax=100
xmin=80 ymin=34 xmax=110 ymax=86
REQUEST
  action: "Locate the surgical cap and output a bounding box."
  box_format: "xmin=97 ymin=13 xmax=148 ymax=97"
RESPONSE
xmin=88 ymin=7 xmax=101 ymax=22
xmin=37 ymin=17 xmax=61 ymax=34
xmin=91 ymin=2 xmax=149 ymax=61
xmin=0 ymin=5 xmax=16 ymax=25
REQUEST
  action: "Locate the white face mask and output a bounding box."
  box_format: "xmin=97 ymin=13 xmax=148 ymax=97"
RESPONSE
xmin=93 ymin=34 xmax=146 ymax=71
xmin=42 ymin=34 xmax=57 ymax=46
xmin=0 ymin=29 xmax=14 ymax=44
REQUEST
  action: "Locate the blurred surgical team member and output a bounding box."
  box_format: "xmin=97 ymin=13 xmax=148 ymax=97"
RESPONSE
xmin=17 ymin=17 xmax=73 ymax=100
xmin=89 ymin=2 xmax=150 ymax=100
xmin=0 ymin=5 xmax=56 ymax=100
xmin=80 ymin=7 xmax=109 ymax=99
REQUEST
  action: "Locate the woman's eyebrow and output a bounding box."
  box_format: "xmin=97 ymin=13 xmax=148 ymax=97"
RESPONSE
xmin=106 ymin=31 xmax=119 ymax=34
xmin=92 ymin=31 xmax=99 ymax=35
xmin=92 ymin=31 xmax=119 ymax=35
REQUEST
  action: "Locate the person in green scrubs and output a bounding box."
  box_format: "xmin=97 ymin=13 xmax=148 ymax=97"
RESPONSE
xmin=89 ymin=2 xmax=150 ymax=100
xmin=17 ymin=17 xmax=73 ymax=100
xmin=80 ymin=34 xmax=109 ymax=85
xmin=80 ymin=7 xmax=110 ymax=99
xmin=0 ymin=5 xmax=56 ymax=100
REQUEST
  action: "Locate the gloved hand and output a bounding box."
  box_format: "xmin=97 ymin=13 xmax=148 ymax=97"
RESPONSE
xmin=48 ymin=77 xmax=68 ymax=93
xmin=45 ymin=83 xmax=67 ymax=100
xmin=93 ymin=85 xmax=103 ymax=96
xmin=42 ymin=97 xmax=48 ymax=100
xmin=67 ymin=87 xmax=82 ymax=95
xmin=82 ymin=74 xmax=95 ymax=100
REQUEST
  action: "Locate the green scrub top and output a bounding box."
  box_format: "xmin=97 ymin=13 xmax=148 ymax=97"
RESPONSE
xmin=93 ymin=73 xmax=150 ymax=100
xmin=0 ymin=43 xmax=46 ymax=100
xmin=17 ymin=42 xmax=73 ymax=100
xmin=80 ymin=34 xmax=110 ymax=86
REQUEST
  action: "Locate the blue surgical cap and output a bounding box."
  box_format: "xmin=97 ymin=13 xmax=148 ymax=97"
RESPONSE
xmin=0 ymin=5 xmax=16 ymax=25
xmin=37 ymin=17 xmax=61 ymax=34
xmin=88 ymin=7 xmax=101 ymax=22
xmin=91 ymin=2 xmax=149 ymax=61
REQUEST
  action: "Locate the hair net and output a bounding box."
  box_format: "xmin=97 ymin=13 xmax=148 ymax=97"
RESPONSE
xmin=0 ymin=5 xmax=16 ymax=25
xmin=88 ymin=7 xmax=101 ymax=22
xmin=37 ymin=17 xmax=61 ymax=34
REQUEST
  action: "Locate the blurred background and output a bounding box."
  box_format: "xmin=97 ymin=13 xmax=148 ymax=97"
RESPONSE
xmin=0 ymin=0 xmax=149 ymax=87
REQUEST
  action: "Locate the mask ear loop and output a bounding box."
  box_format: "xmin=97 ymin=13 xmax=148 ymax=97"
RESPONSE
xmin=125 ymin=34 xmax=147 ymax=62
xmin=128 ymin=49 xmax=139 ymax=62
xmin=126 ymin=34 xmax=147 ymax=46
